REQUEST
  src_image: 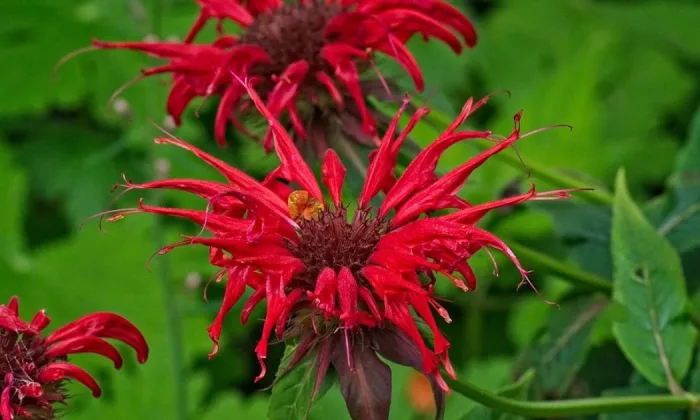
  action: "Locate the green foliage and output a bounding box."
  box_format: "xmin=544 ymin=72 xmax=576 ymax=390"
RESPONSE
xmin=517 ymin=296 xmax=608 ymax=397
xmin=1 ymin=0 xmax=699 ymax=419
xmin=268 ymin=344 xmax=320 ymax=420
xmin=611 ymin=171 xmax=696 ymax=392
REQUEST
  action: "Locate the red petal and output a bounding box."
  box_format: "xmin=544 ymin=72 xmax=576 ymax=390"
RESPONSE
xmin=93 ymin=39 xmax=218 ymax=60
xmin=152 ymin=136 xmax=289 ymax=214
xmin=0 ymin=304 xmax=32 ymax=334
xmin=337 ymin=267 xmax=359 ymax=329
xmin=309 ymin=267 xmax=338 ymax=316
xmin=1 ymin=375 xmax=13 ymax=420
xmin=287 ymin=101 xmax=308 ymax=140
xmin=185 ymin=0 xmax=254 ymax=43
xmin=372 ymin=34 xmax=424 ymax=92
xmin=380 ymin=130 xmax=490 ymax=218
xmin=207 ymin=266 xmax=251 ymax=357
xmin=29 ymin=310 xmax=51 ymax=331
xmin=358 ymin=97 xmax=410 ymax=206
xmin=242 ymin=80 xmax=323 ymax=199
xmin=215 ymin=83 xmax=246 ymax=146
xmin=38 ymin=362 xmax=102 ymax=398
xmin=7 ymin=296 xmax=18 ymax=315
xmin=138 ymin=200 xmax=252 ymax=234
xmin=241 ymin=287 xmax=266 ymax=325
xmin=362 ymin=265 xmax=426 ymax=297
xmin=378 ymin=8 xmax=462 ymax=53
xmin=266 ymin=60 xmax=309 ymax=117
xmin=254 ymin=274 xmax=287 ymax=381
xmin=392 ymin=113 xmax=522 ymax=225
xmin=358 ymin=287 xmax=382 ymax=322
xmin=45 ymin=336 xmax=124 ymax=369
xmin=315 ymin=71 xmax=344 ymax=108
xmin=167 ymin=80 xmax=197 ymax=125
xmin=45 ymin=313 xmax=149 ymax=364
xmin=275 ymin=288 xmax=304 ymax=339
xmin=321 ymin=150 xmax=346 ymax=207
xmin=321 ymin=44 xmax=375 ymax=134
xmin=358 ymin=0 xmax=477 ymax=47
xmin=441 ymin=185 xmax=538 ymax=225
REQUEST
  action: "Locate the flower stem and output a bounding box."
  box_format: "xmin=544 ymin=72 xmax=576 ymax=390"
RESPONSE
xmin=446 ymin=377 xmax=700 ymax=417
xmin=506 ymin=241 xmax=611 ymax=292
xmin=506 ymin=240 xmax=700 ymax=330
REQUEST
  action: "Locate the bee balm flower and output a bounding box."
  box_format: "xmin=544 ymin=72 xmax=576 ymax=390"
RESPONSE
xmin=0 ymin=296 xmax=148 ymax=420
xmin=106 ymin=86 xmax=573 ymax=419
xmin=90 ymin=0 xmax=477 ymax=156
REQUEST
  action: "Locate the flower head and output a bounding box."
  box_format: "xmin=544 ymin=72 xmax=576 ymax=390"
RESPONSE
xmin=106 ymin=85 xmax=574 ymax=419
xmin=0 ymin=296 xmax=149 ymax=420
xmin=90 ymin=0 xmax=477 ymax=156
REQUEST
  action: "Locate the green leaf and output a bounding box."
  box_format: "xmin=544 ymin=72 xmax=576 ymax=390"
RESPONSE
xmin=516 ymin=296 xmax=608 ymax=397
xmin=657 ymin=104 xmax=700 ymax=253
xmin=533 ymin=200 xmax=613 ymax=279
xmin=611 ymin=170 xmax=696 ymax=392
xmin=674 ymin=104 xmax=700 ymax=180
xmin=268 ymin=343 xmax=320 ymax=420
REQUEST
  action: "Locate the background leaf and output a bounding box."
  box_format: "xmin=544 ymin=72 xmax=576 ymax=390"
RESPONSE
xmin=611 ymin=171 xmax=696 ymax=392
xmin=268 ymin=344 xmax=319 ymax=420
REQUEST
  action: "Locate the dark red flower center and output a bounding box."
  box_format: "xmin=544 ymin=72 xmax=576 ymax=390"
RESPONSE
xmin=239 ymin=1 xmax=340 ymax=80
xmin=287 ymin=207 xmax=387 ymax=286
xmin=1 ymin=333 xmax=61 ymax=420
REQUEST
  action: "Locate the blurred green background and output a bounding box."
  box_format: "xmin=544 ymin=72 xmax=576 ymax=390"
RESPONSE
xmin=1 ymin=0 xmax=699 ymax=419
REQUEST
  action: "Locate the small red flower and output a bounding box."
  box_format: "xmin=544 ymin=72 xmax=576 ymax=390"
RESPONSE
xmin=0 ymin=296 xmax=149 ymax=420
xmin=106 ymin=85 xmax=574 ymax=419
xmin=90 ymin=0 xmax=477 ymax=156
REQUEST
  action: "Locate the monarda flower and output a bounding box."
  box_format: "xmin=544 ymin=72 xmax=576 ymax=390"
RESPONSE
xmin=90 ymin=0 xmax=477 ymax=157
xmin=105 ymin=85 xmax=573 ymax=420
xmin=0 ymin=296 xmax=149 ymax=420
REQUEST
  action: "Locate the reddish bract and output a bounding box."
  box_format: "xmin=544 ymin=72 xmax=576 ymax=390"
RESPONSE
xmin=0 ymin=296 xmax=148 ymax=420
xmin=91 ymin=0 xmax=477 ymax=153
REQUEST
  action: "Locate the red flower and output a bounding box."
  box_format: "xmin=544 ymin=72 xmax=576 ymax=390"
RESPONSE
xmin=106 ymin=84 xmax=574 ymax=419
xmin=91 ymin=0 xmax=477 ymax=156
xmin=0 ymin=296 xmax=149 ymax=420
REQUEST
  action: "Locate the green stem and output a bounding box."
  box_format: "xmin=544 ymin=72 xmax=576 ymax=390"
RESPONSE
xmin=147 ymin=1 xmax=187 ymax=419
xmin=446 ymin=377 xmax=699 ymax=417
xmin=476 ymin=140 xmax=614 ymax=206
xmin=507 ymin=240 xmax=700 ymax=330
xmin=507 ymin=241 xmax=610 ymax=292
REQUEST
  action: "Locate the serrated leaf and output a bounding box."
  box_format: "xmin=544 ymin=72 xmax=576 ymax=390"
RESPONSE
xmin=517 ymin=296 xmax=608 ymax=397
xmin=268 ymin=344 xmax=320 ymax=420
xmin=611 ymin=170 xmax=696 ymax=392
